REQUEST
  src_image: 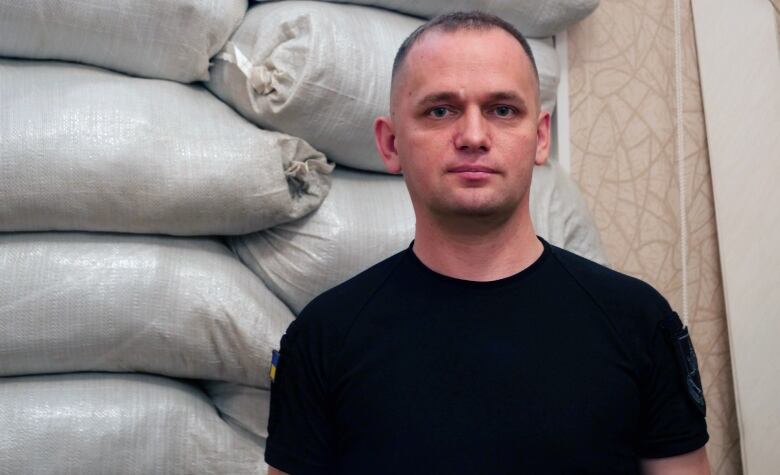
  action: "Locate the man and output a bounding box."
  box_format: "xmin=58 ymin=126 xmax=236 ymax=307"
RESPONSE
xmin=266 ymin=11 xmax=709 ymax=475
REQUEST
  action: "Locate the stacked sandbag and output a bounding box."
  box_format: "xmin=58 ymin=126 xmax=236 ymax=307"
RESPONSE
xmin=263 ymin=0 xmax=600 ymax=38
xmin=0 ymin=0 xmax=247 ymax=82
xmin=231 ymin=168 xmax=415 ymax=313
xmin=208 ymin=1 xmax=560 ymax=172
xmin=231 ymin=161 xmax=607 ymax=314
xmin=0 ymin=233 xmax=293 ymax=388
xmin=529 ymin=158 xmax=607 ymax=266
xmin=0 ymin=60 xmax=332 ymax=235
xmin=0 ymin=373 xmax=267 ymax=474
xmin=0 ymin=2 xmax=335 ymax=472
xmin=203 ymin=381 xmax=271 ymax=441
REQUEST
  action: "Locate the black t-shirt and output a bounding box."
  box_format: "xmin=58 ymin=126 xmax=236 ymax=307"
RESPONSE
xmin=266 ymin=238 xmax=708 ymax=474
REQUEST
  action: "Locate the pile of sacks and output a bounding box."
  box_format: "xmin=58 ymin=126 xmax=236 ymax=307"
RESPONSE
xmin=0 ymin=0 xmax=601 ymax=472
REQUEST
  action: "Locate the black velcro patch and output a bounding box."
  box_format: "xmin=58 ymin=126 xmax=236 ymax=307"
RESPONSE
xmin=661 ymin=312 xmax=706 ymax=416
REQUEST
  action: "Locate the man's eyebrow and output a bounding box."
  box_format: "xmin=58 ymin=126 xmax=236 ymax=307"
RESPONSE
xmin=416 ymin=92 xmax=462 ymax=106
xmin=482 ymin=92 xmax=529 ymax=112
xmin=487 ymin=91 xmax=526 ymax=106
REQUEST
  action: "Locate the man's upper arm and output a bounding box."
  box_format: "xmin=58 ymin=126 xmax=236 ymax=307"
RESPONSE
xmin=264 ymin=314 xmax=334 ymax=474
xmin=640 ymin=446 xmax=710 ymax=475
xmin=637 ymin=310 xmax=709 ymax=458
xmin=267 ymin=467 xmax=289 ymax=475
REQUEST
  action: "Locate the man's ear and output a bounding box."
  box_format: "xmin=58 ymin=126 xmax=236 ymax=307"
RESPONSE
xmin=374 ymin=115 xmax=402 ymax=174
xmin=534 ymin=111 xmax=551 ymax=166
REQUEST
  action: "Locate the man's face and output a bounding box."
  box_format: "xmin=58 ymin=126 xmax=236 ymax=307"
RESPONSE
xmin=376 ymin=28 xmax=550 ymax=224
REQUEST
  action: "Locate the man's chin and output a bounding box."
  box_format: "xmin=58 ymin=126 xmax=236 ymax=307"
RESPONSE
xmin=431 ymin=200 xmax=517 ymax=222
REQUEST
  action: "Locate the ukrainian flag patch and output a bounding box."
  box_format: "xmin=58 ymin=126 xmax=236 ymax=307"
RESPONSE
xmin=270 ymin=349 xmax=280 ymax=383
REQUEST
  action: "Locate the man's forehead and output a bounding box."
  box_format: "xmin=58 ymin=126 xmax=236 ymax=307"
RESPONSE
xmin=396 ymin=31 xmax=534 ymax=95
xmin=402 ymin=28 xmax=531 ymax=72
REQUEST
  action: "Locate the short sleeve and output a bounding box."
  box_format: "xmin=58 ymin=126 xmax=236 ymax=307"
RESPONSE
xmin=637 ymin=312 xmax=709 ymax=458
xmin=265 ymin=316 xmax=334 ymax=474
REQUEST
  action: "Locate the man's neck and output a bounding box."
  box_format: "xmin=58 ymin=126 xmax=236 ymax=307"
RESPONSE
xmin=412 ymin=208 xmax=543 ymax=282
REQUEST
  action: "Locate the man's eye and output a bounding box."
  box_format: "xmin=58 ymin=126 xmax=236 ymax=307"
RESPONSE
xmin=428 ymin=107 xmax=451 ymax=118
xmin=493 ymin=105 xmax=515 ymax=118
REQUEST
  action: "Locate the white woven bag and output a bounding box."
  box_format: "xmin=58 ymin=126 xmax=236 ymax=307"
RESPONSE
xmin=0 ymin=0 xmax=247 ymax=82
xmin=0 ymin=60 xmax=332 ymax=235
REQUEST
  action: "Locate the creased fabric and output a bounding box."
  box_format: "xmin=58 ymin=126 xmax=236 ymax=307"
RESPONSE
xmin=0 ymin=233 xmax=293 ymax=388
xmin=203 ymin=381 xmax=271 ymax=441
xmin=0 ymin=0 xmax=247 ymax=82
xmin=0 ymin=373 xmax=266 ymax=474
xmin=0 ymin=60 xmax=332 ymax=235
xmin=261 ymin=0 xmax=600 ymax=38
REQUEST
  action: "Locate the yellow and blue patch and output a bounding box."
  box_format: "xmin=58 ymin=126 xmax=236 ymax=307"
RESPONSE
xmin=270 ymin=349 xmax=280 ymax=383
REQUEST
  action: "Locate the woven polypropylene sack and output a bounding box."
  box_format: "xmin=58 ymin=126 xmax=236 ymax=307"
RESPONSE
xmin=230 ymin=168 xmax=414 ymax=313
xmin=0 ymin=233 xmax=293 ymax=388
xmin=262 ymin=0 xmax=599 ymax=38
xmin=0 ymin=60 xmax=332 ymax=235
xmin=231 ymin=162 xmax=607 ymax=314
xmin=203 ymin=381 xmax=271 ymax=441
xmin=0 ymin=373 xmax=266 ymax=474
xmin=207 ymin=1 xmax=559 ymax=173
xmin=529 ymin=159 xmax=608 ymax=267
xmin=0 ymin=0 xmax=246 ymax=83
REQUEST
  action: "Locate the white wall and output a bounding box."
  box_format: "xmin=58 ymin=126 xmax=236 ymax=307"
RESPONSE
xmin=691 ymin=0 xmax=780 ymax=472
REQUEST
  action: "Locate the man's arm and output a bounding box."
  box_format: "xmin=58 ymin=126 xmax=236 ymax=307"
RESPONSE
xmin=640 ymin=447 xmax=710 ymax=475
xmin=267 ymin=467 xmax=289 ymax=475
xmin=265 ymin=310 xmax=336 ymax=473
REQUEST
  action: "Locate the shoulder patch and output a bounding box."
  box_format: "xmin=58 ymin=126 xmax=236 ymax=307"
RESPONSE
xmin=661 ymin=312 xmax=706 ymax=416
xmin=270 ymin=349 xmax=280 ymax=383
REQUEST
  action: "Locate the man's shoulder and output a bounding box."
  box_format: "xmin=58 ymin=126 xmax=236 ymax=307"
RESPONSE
xmin=284 ymin=249 xmax=407 ymax=344
xmin=547 ymin=243 xmax=675 ymax=329
xmin=307 ymin=249 xmax=406 ymax=316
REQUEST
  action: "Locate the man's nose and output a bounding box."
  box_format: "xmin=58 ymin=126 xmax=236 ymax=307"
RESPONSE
xmin=454 ymin=107 xmax=491 ymax=153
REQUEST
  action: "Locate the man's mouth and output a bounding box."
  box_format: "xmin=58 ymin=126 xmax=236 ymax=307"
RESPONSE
xmin=448 ymin=165 xmax=498 ymax=180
